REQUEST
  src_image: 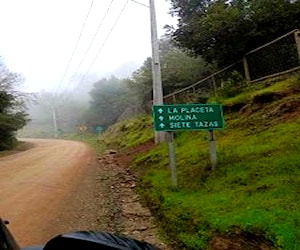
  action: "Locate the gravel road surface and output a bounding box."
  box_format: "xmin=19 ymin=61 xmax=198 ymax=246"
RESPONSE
xmin=0 ymin=139 xmax=168 ymax=249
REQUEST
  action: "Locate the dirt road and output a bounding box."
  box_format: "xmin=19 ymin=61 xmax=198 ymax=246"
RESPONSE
xmin=0 ymin=139 xmax=168 ymax=249
xmin=0 ymin=139 xmax=94 ymax=246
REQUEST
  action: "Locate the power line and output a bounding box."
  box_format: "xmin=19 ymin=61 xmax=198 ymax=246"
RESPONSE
xmin=78 ymin=0 xmax=130 ymax=85
xmin=130 ymin=0 xmax=149 ymax=8
xmin=55 ymin=0 xmax=95 ymax=95
xmin=69 ymin=0 xmax=116 ymax=83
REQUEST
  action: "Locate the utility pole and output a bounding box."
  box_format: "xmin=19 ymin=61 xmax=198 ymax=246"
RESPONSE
xmin=52 ymin=107 xmax=58 ymax=138
xmin=149 ymin=0 xmax=165 ymax=143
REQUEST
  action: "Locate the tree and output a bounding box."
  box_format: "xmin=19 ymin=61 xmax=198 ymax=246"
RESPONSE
xmin=170 ymin=0 xmax=300 ymax=66
xmin=161 ymin=47 xmax=212 ymax=94
xmin=127 ymin=38 xmax=213 ymax=111
xmin=86 ymin=76 xmax=134 ymax=129
xmin=126 ymin=58 xmax=153 ymax=112
xmin=0 ymin=58 xmax=28 ymax=150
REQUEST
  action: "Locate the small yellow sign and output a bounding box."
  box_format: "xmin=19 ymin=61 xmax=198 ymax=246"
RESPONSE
xmin=79 ymin=125 xmax=87 ymax=132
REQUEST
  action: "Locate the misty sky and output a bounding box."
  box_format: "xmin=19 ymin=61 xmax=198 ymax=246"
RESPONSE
xmin=0 ymin=0 xmax=176 ymax=93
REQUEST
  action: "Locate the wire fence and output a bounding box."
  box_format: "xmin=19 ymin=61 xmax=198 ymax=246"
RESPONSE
xmin=164 ymin=29 xmax=300 ymax=104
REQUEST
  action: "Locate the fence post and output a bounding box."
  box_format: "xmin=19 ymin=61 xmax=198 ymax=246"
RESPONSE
xmin=243 ymin=57 xmax=251 ymax=81
xmin=211 ymin=75 xmax=218 ymax=97
xmin=172 ymin=94 xmax=176 ymax=104
xmin=294 ymin=30 xmax=300 ymax=60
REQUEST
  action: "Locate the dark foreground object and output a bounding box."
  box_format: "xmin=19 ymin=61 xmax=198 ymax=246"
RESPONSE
xmin=0 ymin=219 xmax=159 ymax=250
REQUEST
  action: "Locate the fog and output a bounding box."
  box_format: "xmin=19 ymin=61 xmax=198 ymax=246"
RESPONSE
xmin=19 ymin=61 xmax=147 ymax=138
xmin=0 ymin=0 xmax=176 ymax=93
xmin=4 ymin=1 xmax=177 ymax=137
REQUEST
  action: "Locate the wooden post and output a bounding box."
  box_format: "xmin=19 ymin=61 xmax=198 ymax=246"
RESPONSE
xmin=243 ymin=57 xmax=251 ymax=81
xmin=294 ymin=30 xmax=300 ymax=60
xmin=172 ymin=94 xmax=176 ymax=104
xmin=211 ymin=75 xmax=218 ymax=97
xmin=208 ymin=130 xmax=217 ymax=170
xmin=166 ymin=132 xmax=177 ymax=188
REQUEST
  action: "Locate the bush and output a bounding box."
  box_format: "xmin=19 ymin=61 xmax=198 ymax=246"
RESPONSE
xmin=0 ymin=59 xmax=28 ymax=150
xmin=219 ymin=71 xmax=248 ymax=98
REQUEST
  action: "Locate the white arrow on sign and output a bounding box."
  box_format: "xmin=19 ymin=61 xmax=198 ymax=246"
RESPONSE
xmin=159 ymin=116 xmax=164 ymax=121
xmin=159 ymin=123 xmax=165 ymax=128
xmin=158 ymin=108 xmax=164 ymax=114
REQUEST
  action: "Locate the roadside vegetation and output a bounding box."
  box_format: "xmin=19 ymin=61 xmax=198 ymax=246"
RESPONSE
xmin=0 ymin=141 xmax=34 ymax=157
xmin=0 ymin=57 xmax=28 ymax=150
xmin=100 ymin=76 xmax=300 ymax=249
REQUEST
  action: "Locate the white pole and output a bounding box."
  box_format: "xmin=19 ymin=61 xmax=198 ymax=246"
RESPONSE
xmin=149 ymin=0 xmax=165 ymax=143
xmin=52 ymin=107 xmax=58 ymax=138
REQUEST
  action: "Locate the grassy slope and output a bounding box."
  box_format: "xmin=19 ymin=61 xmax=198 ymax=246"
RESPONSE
xmin=103 ymin=76 xmax=300 ymax=249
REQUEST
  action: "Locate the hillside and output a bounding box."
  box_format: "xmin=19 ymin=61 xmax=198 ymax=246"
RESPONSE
xmin=101 ymin=76 xmax=300 ymax=249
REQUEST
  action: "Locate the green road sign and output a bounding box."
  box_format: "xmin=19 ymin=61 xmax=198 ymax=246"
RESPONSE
xmin=153 ymin=104 xmax=224 ymax=131
xmin=95 ymin=126 xmax=103 ymax=133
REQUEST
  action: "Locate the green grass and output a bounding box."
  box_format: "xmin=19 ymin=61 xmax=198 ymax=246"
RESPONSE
xmin=134 ymin=118 xmax=300 ymax=249
xmin=103 ymin=115 xmax=154 ymax=149
xmin=210 ymin=76 xmax=300 ymax=106
xmin=103 ymin=76 xmax=300 ymax=249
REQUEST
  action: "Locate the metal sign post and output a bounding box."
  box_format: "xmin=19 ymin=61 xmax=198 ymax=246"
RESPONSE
xmin=208 ymin=130 xmax=217 ymax=170
xmin=166 ymin=132 xmax=177 ymax=188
